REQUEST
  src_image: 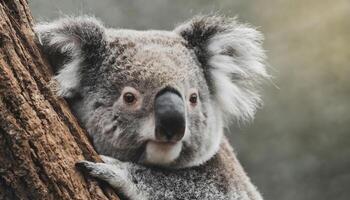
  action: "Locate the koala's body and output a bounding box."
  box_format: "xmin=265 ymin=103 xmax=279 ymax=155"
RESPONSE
xmin=35 ymin=15 xmax=267 ymax=200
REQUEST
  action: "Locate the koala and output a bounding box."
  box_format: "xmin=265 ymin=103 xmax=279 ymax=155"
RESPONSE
xmin=35 ymin=15 xmax=268 ymax=200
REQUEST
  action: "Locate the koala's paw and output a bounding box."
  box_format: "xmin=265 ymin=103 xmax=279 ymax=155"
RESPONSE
xmin=76 ymin=160 xmax=145 ymax=200
xmin=76 ymin=160 xmax=130 ymax=189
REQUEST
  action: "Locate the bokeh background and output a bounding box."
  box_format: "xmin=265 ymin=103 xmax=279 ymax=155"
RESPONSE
xmin=29 ymin=1 xmax=350 ymax=199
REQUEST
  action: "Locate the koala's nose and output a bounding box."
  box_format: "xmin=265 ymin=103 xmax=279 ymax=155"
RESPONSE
xmin=154 ymin=89 xmax=186 ymax=142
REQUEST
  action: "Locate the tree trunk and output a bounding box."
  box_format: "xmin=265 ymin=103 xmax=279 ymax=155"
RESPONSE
xmin=0 ymin=0 xmax=120 ymax=199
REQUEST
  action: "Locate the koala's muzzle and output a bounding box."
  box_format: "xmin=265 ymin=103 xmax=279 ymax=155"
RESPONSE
xmin=154 ymin=89 xmax=186 ymax=142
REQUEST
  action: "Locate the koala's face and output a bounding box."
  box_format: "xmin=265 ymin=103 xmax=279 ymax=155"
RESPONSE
xmin=36 ymin=16 xmax=267 ymax=168
xmin=75 ymin=31 xmax=219 ymax=167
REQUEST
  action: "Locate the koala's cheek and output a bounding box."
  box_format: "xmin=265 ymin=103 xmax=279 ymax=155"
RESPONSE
xmin=144 ymin=141 xmax=182 ymax=165
xmin=138 ymin=115 xmax=156 ymax=140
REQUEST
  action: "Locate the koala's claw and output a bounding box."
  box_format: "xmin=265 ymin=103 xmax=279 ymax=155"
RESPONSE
xmin=75 ymin=160 xmax=96 ymax=173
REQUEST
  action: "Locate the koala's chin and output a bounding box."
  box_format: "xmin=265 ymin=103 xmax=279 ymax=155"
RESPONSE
xmin=144 ymin=141 xmax=183 ymax=165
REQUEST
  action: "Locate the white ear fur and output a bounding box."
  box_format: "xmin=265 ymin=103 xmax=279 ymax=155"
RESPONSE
xmin=53 ymin=57 xmax=82 ymax=97
xmin=176 ymin=16 xmax=269 ymax=123
xmin=208 ymin=24 xmax=268 ymax=122
xmin=34 ymin=16 xmax=104 ymax=97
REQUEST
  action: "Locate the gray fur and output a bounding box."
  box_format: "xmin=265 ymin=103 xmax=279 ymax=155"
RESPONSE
xmin=35 ymin=15 xmax=267 ymax=200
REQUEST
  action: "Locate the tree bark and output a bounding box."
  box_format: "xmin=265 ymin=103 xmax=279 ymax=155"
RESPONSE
xmin=0 ymin=0 xmax=120 ymax=199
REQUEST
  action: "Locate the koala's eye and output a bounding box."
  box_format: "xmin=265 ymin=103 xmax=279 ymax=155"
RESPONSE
xmin=123 ymin=92 xmax=136 ymax=104
xmin=120 ymin=87 xmax=142 ymax=109
xmin=189 ymin=93 xmax=198 ymax=105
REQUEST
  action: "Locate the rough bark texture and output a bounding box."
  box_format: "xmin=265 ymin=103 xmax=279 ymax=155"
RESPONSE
xmin=0 ymin=0 xmax=120 ymax=199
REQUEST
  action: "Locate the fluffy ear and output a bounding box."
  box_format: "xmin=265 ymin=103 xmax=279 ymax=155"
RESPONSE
xmin=34 ymin=16 xmax=107 ymax=97
xmin=175 ymin=15 xmax=269 ymax=123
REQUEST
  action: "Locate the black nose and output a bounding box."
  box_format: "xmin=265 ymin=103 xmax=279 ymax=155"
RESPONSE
xmin=154 ymin=89 xmax=186 ymax=142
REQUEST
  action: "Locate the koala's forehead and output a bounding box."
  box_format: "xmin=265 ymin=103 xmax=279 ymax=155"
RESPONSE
xmin=104 ymin=29 xmax=198 ymax=88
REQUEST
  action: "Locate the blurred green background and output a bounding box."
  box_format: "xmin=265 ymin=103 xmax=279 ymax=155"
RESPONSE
xmin=29 ymin=0 xmax=350 ymax=199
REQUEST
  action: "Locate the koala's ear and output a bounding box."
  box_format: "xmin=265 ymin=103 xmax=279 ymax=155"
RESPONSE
xmin=34 ymin=16 xmax=107 ymax=97
xmin=175 ymin=15 xmax=269 ymax=122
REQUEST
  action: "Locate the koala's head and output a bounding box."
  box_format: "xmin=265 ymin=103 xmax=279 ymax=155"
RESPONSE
xmin=35 ymin=15 xmax=267 ymax=168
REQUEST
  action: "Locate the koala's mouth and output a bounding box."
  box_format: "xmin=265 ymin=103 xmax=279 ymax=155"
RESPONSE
xmin=143 ymin=140 xmax=183 ymax=165
xmin=150 ymin=140 xmax=178 ymax=145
